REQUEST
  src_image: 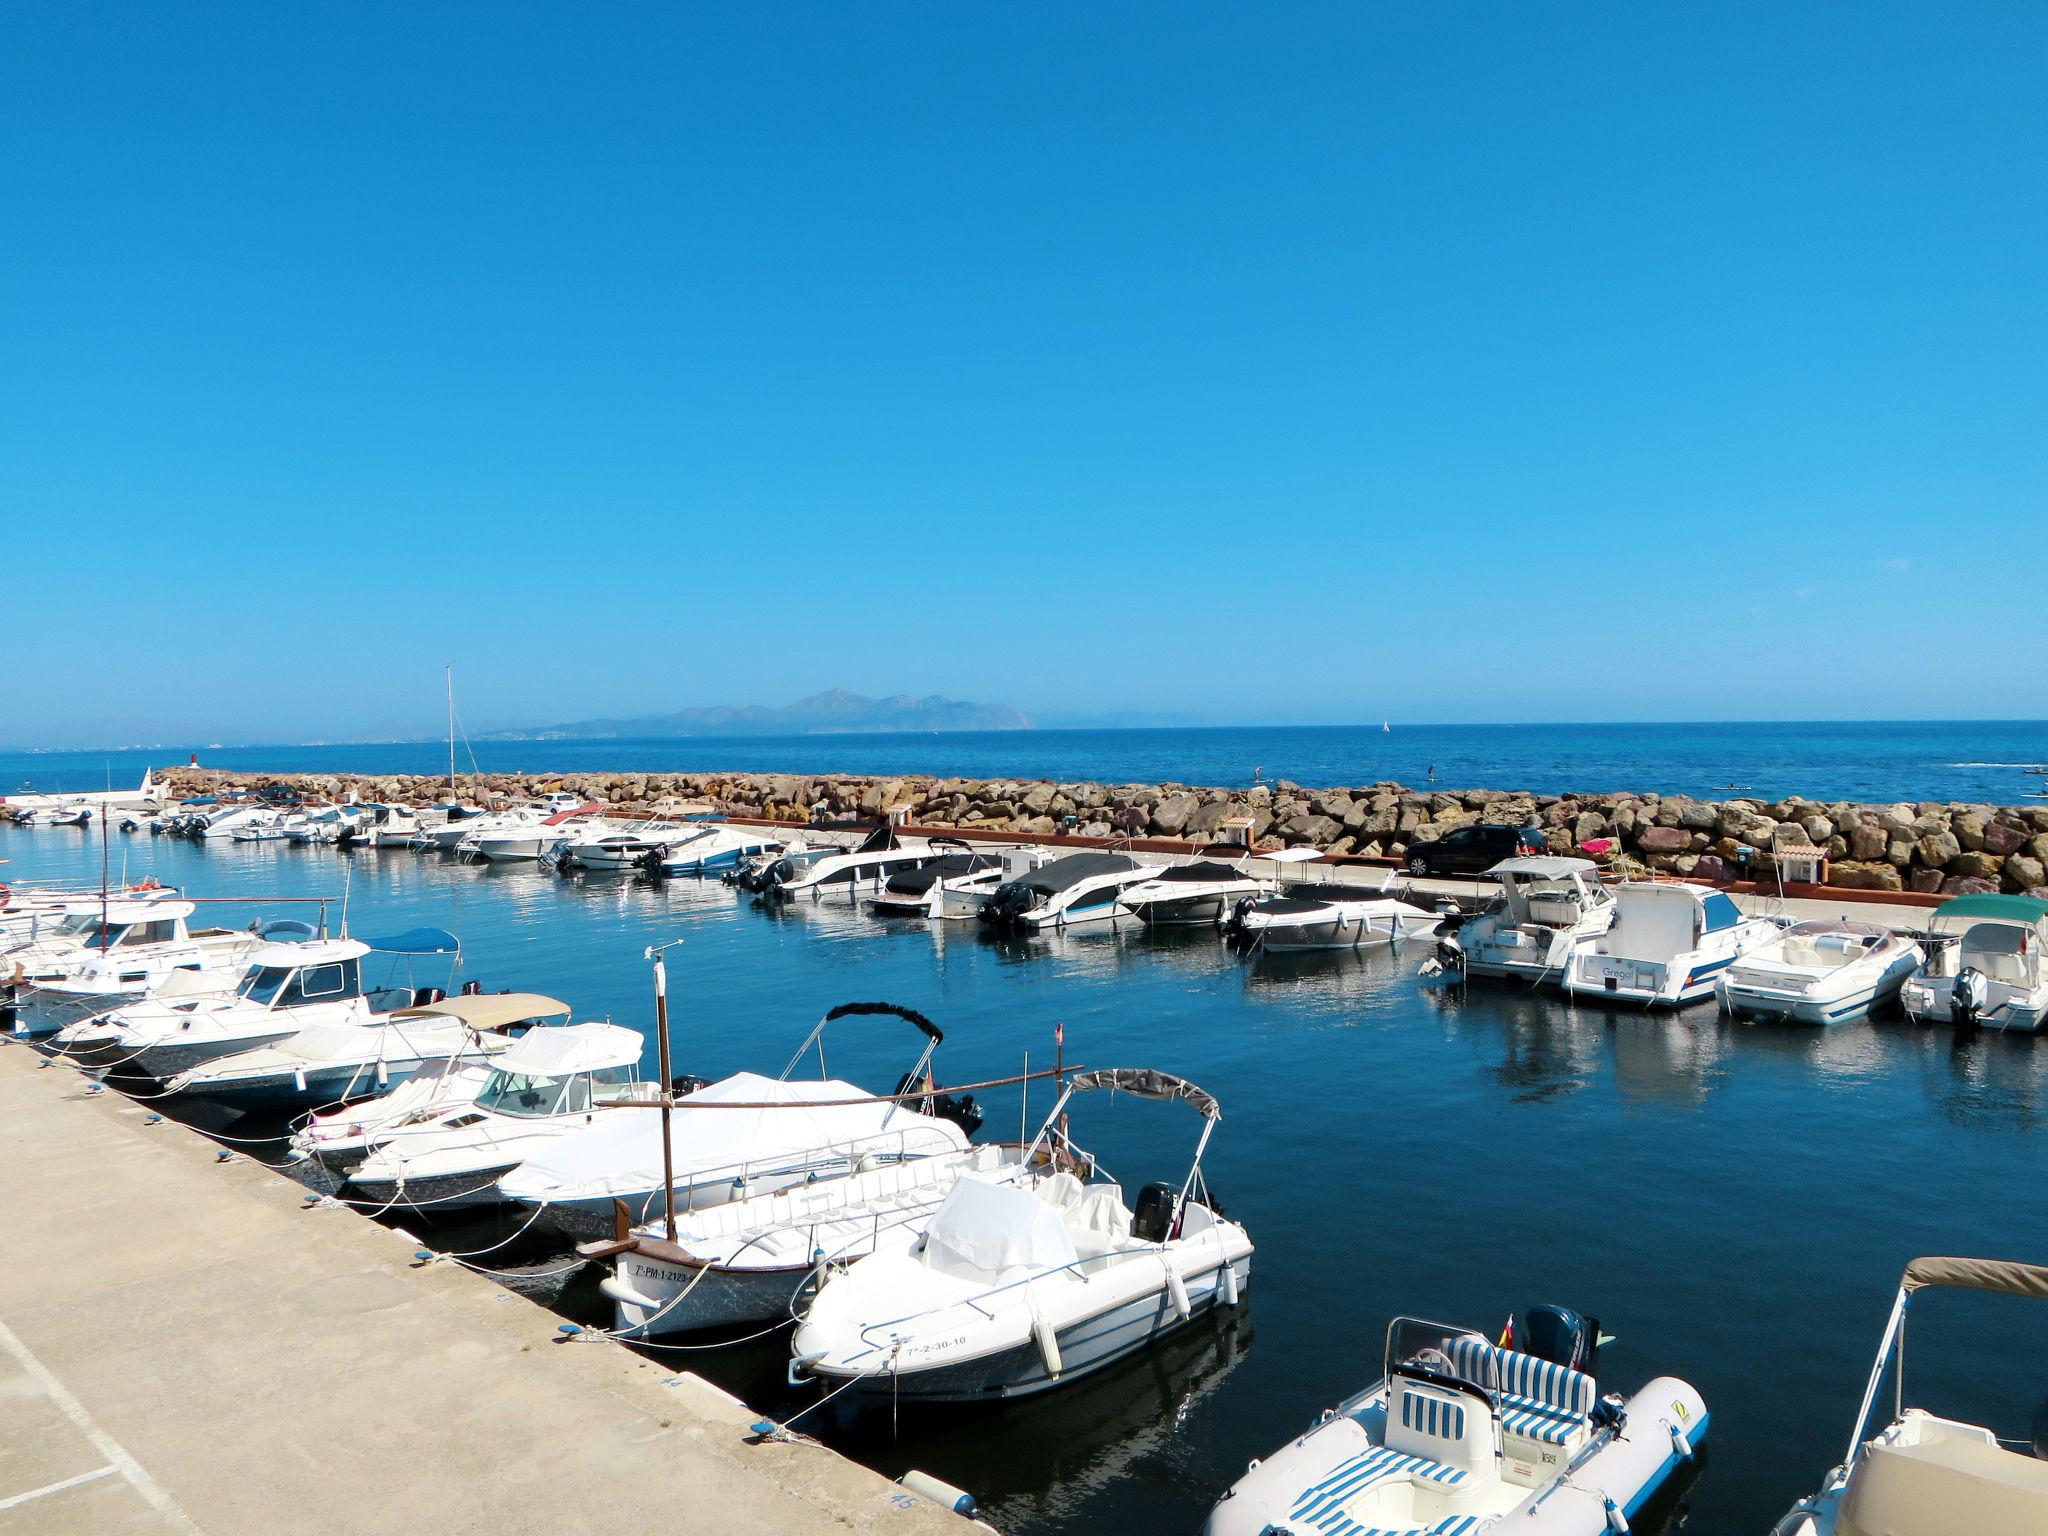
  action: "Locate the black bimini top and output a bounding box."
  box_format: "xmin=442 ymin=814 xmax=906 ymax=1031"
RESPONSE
xmin=1254 ymin=882 xmax=1378 ymax=915
xmin=1150 ymin=859 xmax=1251 ymax=884
xmin=1025 ymin=851 xmax=1139 ymax=895
xmin=883 ymin=852 xmax=993 ymax=896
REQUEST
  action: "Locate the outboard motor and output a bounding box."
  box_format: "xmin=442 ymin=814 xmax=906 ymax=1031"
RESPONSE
xmin=411 ymin=986 xmax=446 ymax=1007
xmin=460 ymin=979 xmax=483 ymax=997
xmin=638 ymin=846 xmax=666 ymax=877
xmin=1951 ymin=965 xmax=1989 ymax=1030
xmin=1132 ymin=1180 xmax=1181 ymax=1244
xmin=669 ymin=1072 xmax=709 ymax=1097
xmin=1222 ymin=893 xmax=1259 ymax=949
xmin=892 ymin=1072 xmax=985 ymax=1139
xmin=1520 ymin=1304 xmax=1599 ymax=1375
xmin=979 ymin=881 xmax=1038 ymax=932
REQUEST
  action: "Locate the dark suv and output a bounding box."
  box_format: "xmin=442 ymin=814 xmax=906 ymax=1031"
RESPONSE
xmin=1402 ymin=822 xmax=1544 ymax=877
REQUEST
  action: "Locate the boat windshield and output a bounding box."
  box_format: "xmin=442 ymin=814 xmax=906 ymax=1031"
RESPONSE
xmin=478 ymin=1065 xmax=633 ymax=1118
xmin=1383 ymin=1317 xmax=1498 ymax=1394
xmin=238 ymin=959 xmax=361 ymax=1009
xmin=55 ymin=913 xmax=104 ymax=938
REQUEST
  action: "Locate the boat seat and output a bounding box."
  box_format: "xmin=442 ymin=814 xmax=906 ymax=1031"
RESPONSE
xmin=1444 ymin=1338 xmax=1595 ymax=1453
xmin=1524 ymin=895 xmax=1581 ymax=927
xmin=1283 ymin=1444 xmax=1476 ymax=1536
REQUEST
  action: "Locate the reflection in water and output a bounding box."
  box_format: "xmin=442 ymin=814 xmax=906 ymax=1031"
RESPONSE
xmin=1919 ymin=1028 xmax=2048 ymax=1131
xmin=1603 ymin=1010 xmax=1731 ymax=1110
xmin=1430 ymin=979 xmax=1601 ymax=1102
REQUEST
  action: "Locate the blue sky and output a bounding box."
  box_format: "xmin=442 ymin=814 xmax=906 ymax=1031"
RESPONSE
xmin=4 ymin=4 xmax=2044 ymax=745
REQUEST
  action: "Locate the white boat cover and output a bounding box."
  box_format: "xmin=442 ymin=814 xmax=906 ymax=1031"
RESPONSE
xmin=491 ymin=1021 xmax=641 ymax=1076
xmin=922 ymin=1173 xmax=1077 ymax=1280
xmin=501 ymin=1071 xmax=965 ymax=1201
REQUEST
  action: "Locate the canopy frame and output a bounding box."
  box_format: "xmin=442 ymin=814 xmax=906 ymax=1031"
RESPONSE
xmin=780 ymin=1000 xmax=944 ymax=1099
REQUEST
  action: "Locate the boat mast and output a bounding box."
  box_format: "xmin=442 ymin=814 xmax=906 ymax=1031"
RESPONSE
xmin=646 ymin=941 xmax=680 ymax=1241
xmin=445 ymin=665 xmax=456 ymax=805
xmin=98 ymin=761 xmax=111 ymax=953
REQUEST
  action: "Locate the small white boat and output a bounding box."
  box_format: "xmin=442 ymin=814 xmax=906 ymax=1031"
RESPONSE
xmin=498 ymin=1000 xmax=980 ymax=1239
xmin=1206 ymin=1308 xmax=1706 ymax=1536
xmin=1228 ymin=878 xmax=1445 ymax=953
xmin=423 ymin=802 xmax=554 ymax=852
xmin=759 ymin=825 xmax=943 ymax=902
xmin=1774 ymin=1255 xmax=2048 ymax=1536
xmin=790 ymin=1067 xmax=1252 ymax=1403
xmin=1717 ymin=919 xmax=1922 ymax=1025
xmin=1562 ymin=881 xmax=1785 ymax=1007
xmin=1900 ymin=894 xmax=2048 ymax=1033
xmin=458 ymin=806 xmax=599 ymax=862
xmin=1437 ymin=857 xmax=1617 ymax=984
xmin=1118 ymin=849 xmax=1312 ymax=928
xmin=341 ymin=1021 xmax=658 ymax=1207
xmin=656 ymin=823 xmax=785 ymax=876
xmin=868 ymin=839 xmax=1013 ymax=918
xmin=289 ymin=993 xmax=572 ymax=1173
xmin=587 ymin=1139 xmax=1048 ymax=1337
xmin=978 ymin=850 xmax=1154 ymax=932
xmin=555 ymin=818 xmax=702 ymax=870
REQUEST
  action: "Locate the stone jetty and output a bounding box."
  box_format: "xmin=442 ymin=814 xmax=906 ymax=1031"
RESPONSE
xmin=157 ymin=766 xmax=2048 ymax=898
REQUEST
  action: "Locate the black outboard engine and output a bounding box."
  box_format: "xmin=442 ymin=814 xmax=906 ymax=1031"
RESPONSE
xmin=412 ymin=986 xmax=446 ymax=1007
xmin=1132 ymin=1180 xmax=1180 ymax=1244
xmin=1223 ymin=893 xmax=1259 ymax=949
xmin=1520 ymin=1304 xmax=1599 ymax=1375
xmin=893 ymin=1071 xmax=986 ymax=1139
xmin=638 ymin=846 xmax=665 ymax=877
xmin=1951 ymin=966 xmax=1989 ymax=1030
xmin=669 ymin=1073 xmax=709 ymax=1097
xmin=460 ymin=979 xmax=483 ymax=996
xmin=979 ymin=881 xmax=1038 ymax=931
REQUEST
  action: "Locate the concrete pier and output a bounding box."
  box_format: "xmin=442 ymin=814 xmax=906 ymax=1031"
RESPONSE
xmin=0 ymin=1042 xmax=965 ymax=1536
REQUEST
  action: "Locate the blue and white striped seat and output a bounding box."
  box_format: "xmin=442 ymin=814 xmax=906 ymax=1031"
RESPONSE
xmin=1282 ymin=1445 xmax=1473 ymax=1536
xmin=1444 ymin=1338 xmax=1595 ymax=1448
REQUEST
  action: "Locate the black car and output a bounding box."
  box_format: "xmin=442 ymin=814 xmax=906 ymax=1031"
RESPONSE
xmin=1402 ymin=822 xmax=1544 ymax=877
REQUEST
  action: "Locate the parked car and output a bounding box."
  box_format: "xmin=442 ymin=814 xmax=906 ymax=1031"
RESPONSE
xmin=1402 ymin=822 xmax=1544 ymax=877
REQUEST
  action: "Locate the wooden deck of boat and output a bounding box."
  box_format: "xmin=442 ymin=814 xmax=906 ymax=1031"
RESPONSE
xmin=0 ymin=1041 xmax=968 ymax=1536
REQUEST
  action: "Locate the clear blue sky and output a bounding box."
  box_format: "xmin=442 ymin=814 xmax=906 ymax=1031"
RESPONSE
xmin=5 ymin=4 xmax=2043 ymax=745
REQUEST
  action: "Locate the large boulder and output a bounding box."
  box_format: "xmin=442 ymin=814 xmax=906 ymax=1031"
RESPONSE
xmin=1981 ymin=821 xmax=2027 ymax=857
xmin=1282 ymin=814 xmax=1341 ymax=846
xmin=1150 ymin=793 xmax=1200 ymax=837
xmin=1828 ymin=861 xmax=1903 ymax=892
xmin=1678 ymin=801 xmax=1719 ymax=832
xmin=1846 ymin=825 xmax=1888 ymax=861
xmin=1940 ymin=875 xmax=2001 ymax=896
xmin=1635 ymin=825 xmax=1691 ymax=855
xmin=1909 ymin=867 xmax=1946 ymax=894
xmin=2005 ymin=854 xmax=2047 ymax=892
xmin=1953 ymin=812 xmax=1987 ymax=852
xmin=1945 ymin=851 xmax=2003 ymax=881
xmin=1019 ymin=783 xmax=1057 ymax=817
xmin=1916 ymin=831 xmax=1962 ymax=868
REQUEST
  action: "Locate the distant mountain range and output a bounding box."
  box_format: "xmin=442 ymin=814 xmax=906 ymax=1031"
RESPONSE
xmin=479 ymin=689 xmax=1033 ymax=740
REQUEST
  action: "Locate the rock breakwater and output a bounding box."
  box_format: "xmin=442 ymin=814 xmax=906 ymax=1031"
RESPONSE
xmin=155 ymin=766 xmax=2048 ymax=897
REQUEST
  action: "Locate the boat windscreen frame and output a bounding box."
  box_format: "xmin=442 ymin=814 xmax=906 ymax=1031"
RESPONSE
xmin=1028 ymin=1067 xmax=1224 ymax=1235
xmin=778 ymin=1000 xmax=944 ymax=1092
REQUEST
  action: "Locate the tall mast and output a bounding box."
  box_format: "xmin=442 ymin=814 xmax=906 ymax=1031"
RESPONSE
xmin=445 ymin=665 xmax=456 ymax=803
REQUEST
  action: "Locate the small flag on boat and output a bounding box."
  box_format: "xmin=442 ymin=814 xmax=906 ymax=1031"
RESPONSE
xmin=1054 ymin=1021 xmax=1064 ymax=1047
xmin=1499 ymin=1314 xmax=1516 ymax=1349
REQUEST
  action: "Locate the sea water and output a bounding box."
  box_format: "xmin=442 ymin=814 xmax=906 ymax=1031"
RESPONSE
xmin=7 ymin=823 xmax=2046 ymax=1535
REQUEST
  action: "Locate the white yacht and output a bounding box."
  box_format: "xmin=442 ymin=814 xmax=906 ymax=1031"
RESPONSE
xmin=791 ymin=1068 xmax=1251 ymax=1403
xmin=1774 ymin=1256 xmax=2048 ymax=1536
xmin=339 ymin=1021 xmax=656 ymax=1206
xmin=1207 ymin=1307 xmax=1707 ymax=1536
xmin=498 ymin=1000 xmax=979 ymax=1239
xmin=289 ymin=993 xmax=573 ymax=1173
xmin=200 ymin=803 xmax=284 ymax=840
xmin=1718 ymin=919 xmax=1922 ymax=1025
xmin=1119 ymin=849 xmax=1319 ymax=928
xmin=656 ymin=823 xmax=785 ymax=876
xmin=1899 ymin=894 xmax=2048 ymax=1033
xmin=977 ymin=850 xmax=1154 ymax=932
xmin=758 ymin=825 xmax=942 ymax=902
xmin=1436 ymin=857 xmax=1616 ymax=983
xmin=422 ymin=803 xmax=551 ymax=851
xmin=1228 ymin=879 xmax=1445 ymax=953
xmin=1563 ymin=881 xmax=1785 ymax=1007
xmin=457 ymin=806 xmax=599 ymax=862
xmin=68 ymin=929 xmax=459 ymax=1081
xmin=7 ymin=899 xmax=268 ymax=1039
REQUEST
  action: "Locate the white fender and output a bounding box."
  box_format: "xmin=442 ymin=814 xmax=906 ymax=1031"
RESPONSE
xmin=1029 ymin=1292 xmax=1062 ymax=1378
xmin=1164 ymin=1255 xmax=1192 ymax=1321
xmin=1219 ymin=1260 xmax=1240 ymax=1308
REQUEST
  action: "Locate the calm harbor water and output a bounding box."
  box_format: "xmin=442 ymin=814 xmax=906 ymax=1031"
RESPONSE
xmin=8 ymin=823 xmax=2047 ymax=1535
xmin=6 ymin=717 xmax=2048 ymax=805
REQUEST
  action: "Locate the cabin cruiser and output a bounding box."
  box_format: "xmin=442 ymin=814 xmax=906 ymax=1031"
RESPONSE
xmin=1899 ymin=895 xmax=2048 ymax=1033
xmin=554 ymin=818 xmax=703 ymax=869
xmin=1717 ymin=919 xmax=1922 ymax=1025
xmin=1436 ymin=857 xmax=1616 ymax=984
xmin=1206 ymin=1306 xmax=1707 ymax=1536
xmin=368 ymin=804 xmax=454 ymax=846
xmin=1118 ymin=850 xmax=1316 ymax=928
xmin=289 ymin=994 xmax=573 ymax=1173
xmin=69 ymin=929 xmax=461 ymax=1082
xmin=868 ymin=839 xmax=1014 ymax=918
xmin=461 ymin=806 xmax=607 ymax=863
xmin=588 ymin=1139 xmax=1048 ymax=1338
xmin=791 ymin=1067 xmax=1251 ymax=1402
xmin=421 ymin=802 xmax=553 ymax=851
xmin=0 ymin=883 xmax=178 ymax=948
xmin=1773 ymin=1256 xmax=2048 ymax=1536
xmin=498 ymin=1001 xmax=980 ymax=1240
xmin=1562 ymin=882 xmax=1785 ymax=1007
xmin=978 ymin=851 xmax=1153 ymax=933
xmin=199 ymin=803 xmax=283 ymax=840
xmin=655 ymin=824 xmax=784 ymax=876
xmin=757 ymin=826 xmax=942 ymax=902
xmin=7 ymin=899 xmax=269 ymax=1039
xmin=339 ymin=1022 xmax=657 ymax=1207
xmin=1227 ymin=879 xmax=1445 ymax=953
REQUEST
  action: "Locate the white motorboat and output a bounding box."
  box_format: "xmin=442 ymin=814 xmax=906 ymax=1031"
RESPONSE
xmin=656 ymin=823 xmax=785 ymax=876
xmin=1773 ymin=1255 xmax=2048 ymax=1536
xmin=1206 ymin=1307 xmax=1707 ymax=1536
xmin=422 ymin=802 xmax=551 ymax=851
xmin=457 ymin=805 xmax=599 ymax=862
xmin=338 ymin=1021 xmax=658 ymax=1207
xmin=68 ymin=929 xmax=460 ymax=1081
xmin=497 ymin=1000 xmax=981 ymax=1240
xmin=977 ymin=850 xmax=1154 ymax=932
xmin=868 ymin=839 xmax=1013 ymax=918
xmin=1717 ymin=919 xmax=1922 ymax=1025
xmin=1562 ymin=881 xmax=1785 ymax=1007
xmin=1899 ymin=894 xmax=2048 ymax=1033
xmin=200 ymin=803 xmax=283 ymax=840
xmin=1227 ymin=878 xmax=1445 ymax=953
xmin=368 ymin=804 xmax=453 ymax=846
xmin=0 ymin=768 xmax=164 ymax=818
xmin=758 ymin=825 xmax=943 ymax=902
xmin=0 ymin=881 xmax=179 ymax=947
xmin=7 ymin=899 xmax=269 ymax=1039
xmin=289 ymin=993 xmax=573 ymax=1173
xmin=1117 ymin=849 xmax=1308 ymax=928
xmin=1436 ymin=857 xmax=1616 ymax=984
xmin=790 ymin=1067 xmax=1252 ymax=1403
